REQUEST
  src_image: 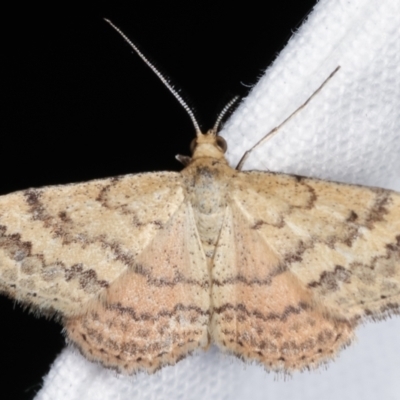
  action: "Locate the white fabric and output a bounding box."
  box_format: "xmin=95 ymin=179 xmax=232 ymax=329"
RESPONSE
xmin=36 ymin=0 xmax=400 ymax=399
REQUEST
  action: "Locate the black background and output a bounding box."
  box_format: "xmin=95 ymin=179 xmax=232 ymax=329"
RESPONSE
xmin=1 ymin=1 xmax=317 ymax=398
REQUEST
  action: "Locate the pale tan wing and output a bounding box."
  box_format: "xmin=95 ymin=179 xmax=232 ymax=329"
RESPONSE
xmin=0 ymin=172 xmax=186 ymax=316
xmin=211 ymin=202 xmax=354 ymax=372
xmin=232 ymin=171 xmax=400 ymax=321
xmin=65 ymin=200 xmax=210 ymax=374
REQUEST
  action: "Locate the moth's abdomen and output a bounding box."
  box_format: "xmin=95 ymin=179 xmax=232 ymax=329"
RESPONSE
xmin=182 ymin=160 xmax=236 ymax=261
xmin=194 ymin=211 xmax=226 ymax=261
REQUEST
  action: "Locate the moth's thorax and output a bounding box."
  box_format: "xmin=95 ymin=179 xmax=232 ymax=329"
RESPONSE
xmin=182 ymin=156 xmax=237 ymax=260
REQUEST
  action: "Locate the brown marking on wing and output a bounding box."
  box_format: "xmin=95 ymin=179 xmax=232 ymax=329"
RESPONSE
xmin=210 ymin=203 xmax=355 ymax=372
xmin=65 ymin=202 xmax=209 ymax=373
xmin=234 ymin=171 xmax=400 ymax=321
xmin=212 ymin=271 xmax=354 ymax=372
xmin=0 ymin=172 xmax=185 ymax=315
xmin=0 ymin=225 xmax=108 ymax=300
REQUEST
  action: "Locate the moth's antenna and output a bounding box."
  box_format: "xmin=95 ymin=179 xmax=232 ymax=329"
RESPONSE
xmin=104 ymin=19 xmax=202 ymax=136
xmin=212 ymin=96 xmax=240 ymax=134
xmin=236 ymin=66 xmax=341 ymax=170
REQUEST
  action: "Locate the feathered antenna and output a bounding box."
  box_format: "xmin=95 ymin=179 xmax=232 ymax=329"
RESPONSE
xmin=212 ymin=96 xmax=240 ymax=134
xmin=104 ymin=19 xmax=202 ymax=136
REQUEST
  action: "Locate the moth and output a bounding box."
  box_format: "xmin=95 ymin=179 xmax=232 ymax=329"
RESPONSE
xmin=0 ymin=20 xmax=399 ymax=375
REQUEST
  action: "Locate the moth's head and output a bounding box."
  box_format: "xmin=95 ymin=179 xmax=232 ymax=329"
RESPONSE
xmin=176 ymin=129 xmax=228 ymax=166
xmin=192 ymin=130 xmax=228 ymax=158
xmin=176 ymin=130 xmax=228 ymax=166
xmin=175 ymin=95 xmax=238 ymax=166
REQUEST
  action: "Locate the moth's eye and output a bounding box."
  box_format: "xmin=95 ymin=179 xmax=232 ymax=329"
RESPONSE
xmin=215 ymin=136 xmax=227 ymax=153
xmin=190 ymin=138 xmax=197 ymax=154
